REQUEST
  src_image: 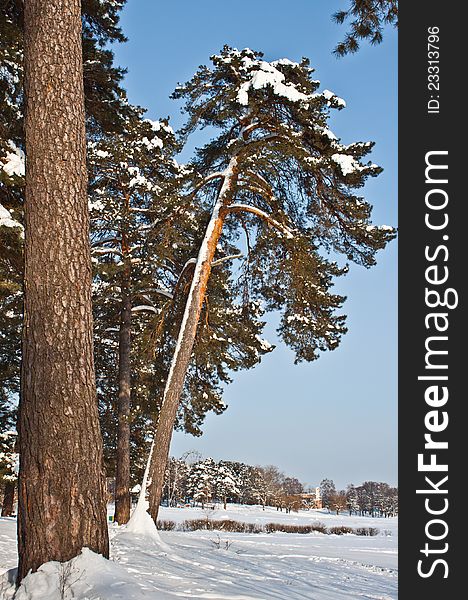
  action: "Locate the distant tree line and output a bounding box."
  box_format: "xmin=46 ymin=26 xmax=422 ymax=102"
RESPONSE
xmin=161 ymin=456 xmax=305 ymax=513
xmin=157 ymin=456 xmax=398 ymax=518
xmin=320 ymin=478 xmax=398 ymax=517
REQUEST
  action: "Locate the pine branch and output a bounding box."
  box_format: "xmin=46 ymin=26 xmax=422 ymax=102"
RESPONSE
xmin=227 ymin=204 xmax=294 ymax=239
xmin=91 ymin=236 xmax=121 ymax=247
xmin=212 ymin=253 xmax=243 ymax=267
xmin=190 ymin=172 xmax=225 ymax=196
xmin=131 ymin=305 xmax=159 ymax=314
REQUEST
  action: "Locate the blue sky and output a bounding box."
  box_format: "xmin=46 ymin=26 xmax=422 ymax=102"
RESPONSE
xmin=113 ymin=0 xmax=397 ymax=490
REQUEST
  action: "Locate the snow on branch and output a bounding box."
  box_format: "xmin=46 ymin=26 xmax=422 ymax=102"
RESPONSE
xmin=137 ymin=288 xmax=174 ymax=300
xmin=0 ymin=202 xmax=23 ymax=232
xmin=239 ymin=173 xmax=275 ymax=207
xmin=131 ymin=305 xmax=159 ymax=314
xmin=238 ymin=133 xmax=279 ymax=153
xmin=178 ymin=257 xmax=197 ymax=277
xmin=212 ymin=253 xmax=243 ymax=267
xmin=91 ymin=247 xmax=123 ymax=257
xmin=236 ymin=60 xmax=309 ymax=106
xmin=190 ymin=172 xmax=225 ymax=196
xmin=240 ymin=121 xmax=262 ymax=139
xmin=91 ymin=236 xmax=121 ymax=247
xmin=1 ymin=142 xmax=25 ymax=178
xmin=129 ymin=207 xmax=156 ymax=214
xmin=244 ymin=170 xmax=273 ymax=194
xmin=172 ymin=257 xmax=197 ymax=297
xmin=227 ymin=204 xmax=294 ymax=239
xmin=135 ymin=291 xmax=174 ymax=307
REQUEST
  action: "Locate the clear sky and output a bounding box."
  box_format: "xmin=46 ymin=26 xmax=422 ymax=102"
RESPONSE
xmin=113 ymin=0 xmax=398 ymax=491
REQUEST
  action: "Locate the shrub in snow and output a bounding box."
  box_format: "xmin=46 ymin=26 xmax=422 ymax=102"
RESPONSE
xmin=355 ymin=527 xmax=380 ymax=536
xmin=156 ymin=519 xmax=176 ymax=531
xmin=329 ymin=525 xmax=354 ymax=535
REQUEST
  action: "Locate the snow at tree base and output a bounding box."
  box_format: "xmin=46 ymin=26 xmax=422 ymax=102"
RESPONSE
xmin=0 ymin=505 xmax=397 ymax=599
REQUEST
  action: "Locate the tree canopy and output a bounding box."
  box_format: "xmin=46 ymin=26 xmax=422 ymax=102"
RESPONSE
xmin=332 ymin=0 xmax=398 ymax=56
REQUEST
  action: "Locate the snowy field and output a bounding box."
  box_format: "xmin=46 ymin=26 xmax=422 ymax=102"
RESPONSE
xmin=0 ymin=505 xmax=397 ymax=599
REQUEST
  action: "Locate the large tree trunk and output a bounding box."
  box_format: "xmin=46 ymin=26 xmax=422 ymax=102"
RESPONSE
xmin=146 ymin=158 xmax=239 ymax=522
xmin=18 ymin=0 xmax=109 ymax=582
xmin=1 ymin=481 xmax=15 ymax=517
xmin=114 ymin=288 xmax=132 ymax=524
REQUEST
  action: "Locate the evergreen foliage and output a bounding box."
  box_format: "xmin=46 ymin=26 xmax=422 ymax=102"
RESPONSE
xmin=1 ymin=18 xmax=397 ymax=519
xmin=332 ymin=0 xmax=398 ymax=56
xmin=0 ymin=429 xmax=17 ymax=484
xmin=89 ymin=103 xmax=273 ymax=481
xmin=173 ymin=46 xmax=396 ymax=363
xmin=319 ymin=478 xmax=337 ymax=510
xmin=0 ymin=0 xmax=129 ymax=436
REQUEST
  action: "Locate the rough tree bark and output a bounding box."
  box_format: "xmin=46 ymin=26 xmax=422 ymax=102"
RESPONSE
xmin=1 ymin=481 xmax=15 ymax=517
xmin=146 ymin=157 xmax=239 ymax=522
xmin=114 ymin=285 xmax=132 ymax=524
xmin=18 ymin=0 xmax=109 ymax=582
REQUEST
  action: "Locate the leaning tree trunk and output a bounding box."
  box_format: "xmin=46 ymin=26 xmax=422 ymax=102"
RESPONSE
xmin=18 ymin=0 xmax=109 ymax=582
xmin=146 ymin=158 xmax=239 ymax=522
xmin=114 ymin=285 xmax=132 ymax=524
xmin=1 ymin=481 xmax=15 ymax=517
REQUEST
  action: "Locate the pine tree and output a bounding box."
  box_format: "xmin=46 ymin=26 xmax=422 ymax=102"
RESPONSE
xmin=359 ymin=481 xmax=377 ymax=516
xmin=144 ymin=46 xmax=395 ymax=521
xmin=238 ymin=465 xmax=258 ymax=505
xmin=0 ymin=0 xmax=129 ymax=140
xmin=214 ymin=461 xmax=239 ymax=509
xmin=89 ymin=106 xmax=181 ymax=524
xmin=89 ymin=105 xmax=272 ymax=522
xmin=187 ymin=458 xmax=217 ymax=509
xmin=18 ymin=0 xmax=109 ymax=580
xmin=333 ymin=0 xmax=398 ymax=56
xmin=0 ymin=1 xmax=130 ymax=504
xmin=220 ymin=460 xmax=253 ymax=505
xmin=346 ymin=484 xmax=360 ymax=515
xmin=320 ymin=478 xmax=337 ymax=511
xmin=386 ymin=485 xmax=398 ymax=517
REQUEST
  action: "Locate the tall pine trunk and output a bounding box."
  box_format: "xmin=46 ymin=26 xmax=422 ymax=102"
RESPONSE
xmin=18 ymin=0 xmax=109 ymax=582
xmin=146 ymin=158 xmax=239 ymax=521
xmin=1 ymin=481 xmax=15 ymax=517
xmin=114 ymin=287 xmax=132 ymax=524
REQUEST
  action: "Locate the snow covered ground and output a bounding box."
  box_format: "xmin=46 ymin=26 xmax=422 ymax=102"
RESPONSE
xmin=0 ymin=505 xmax=397 ymax=599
